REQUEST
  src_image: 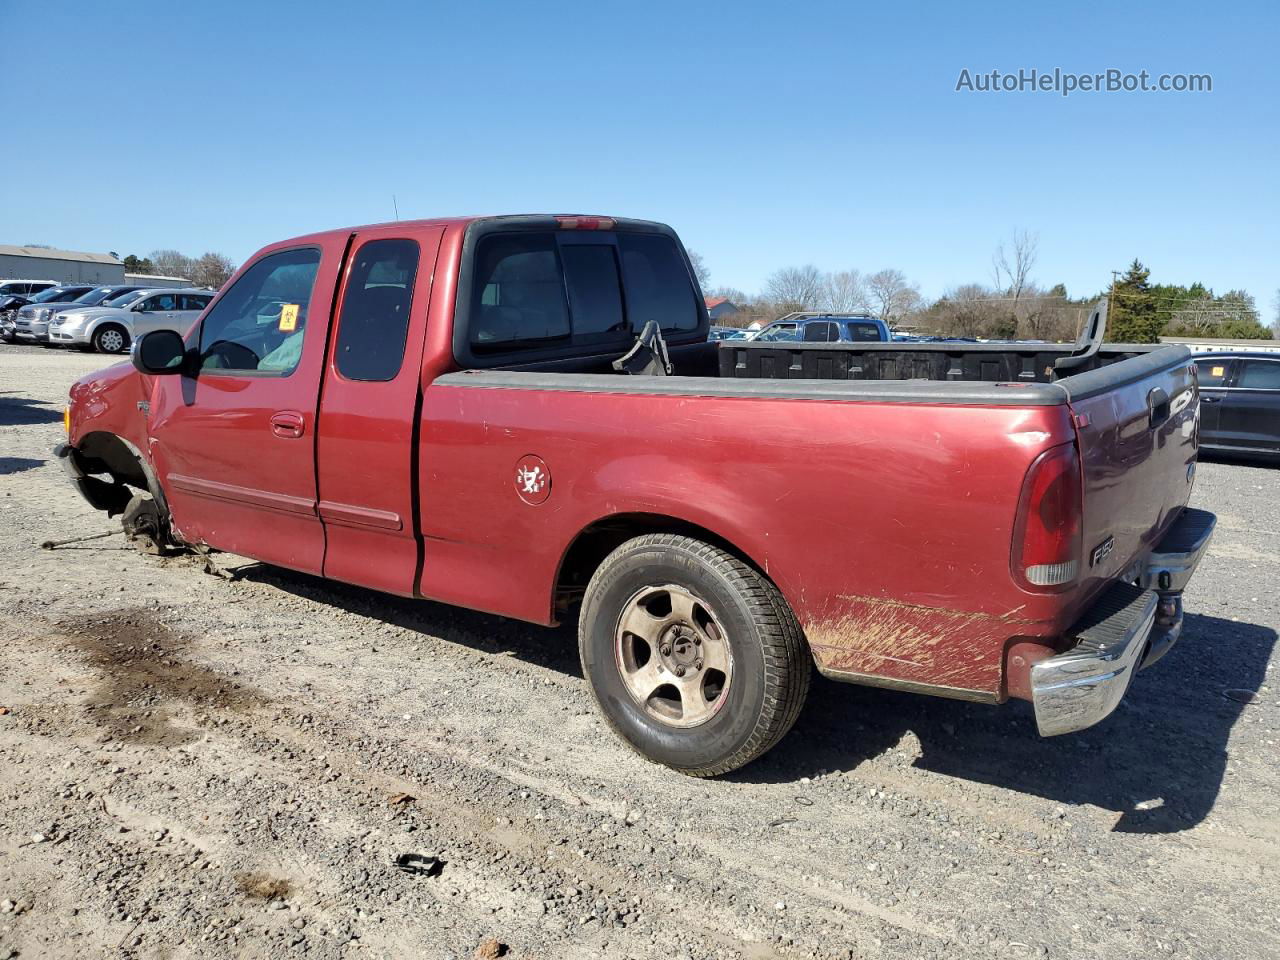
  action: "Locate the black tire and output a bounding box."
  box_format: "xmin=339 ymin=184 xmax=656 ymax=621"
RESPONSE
xmin=92 ymin=324 xmax=131 ymax=354
xmin=578 ymin=534 xmax=810 ymax=777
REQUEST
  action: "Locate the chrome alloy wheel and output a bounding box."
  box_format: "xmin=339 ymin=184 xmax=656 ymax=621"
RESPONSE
xmin=614 ymin=584 xmax=734 ymax=728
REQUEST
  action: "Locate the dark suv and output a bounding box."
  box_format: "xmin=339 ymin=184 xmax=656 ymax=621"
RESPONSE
xmin=750 ymin=313 xmax=891 ymax=343
xmin=1194 ymin=352 xmax=1280 ymax=459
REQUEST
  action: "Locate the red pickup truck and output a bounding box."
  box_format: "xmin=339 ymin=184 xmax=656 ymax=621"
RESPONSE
xmin=57 ymin=214 xmax=1215 ymax=776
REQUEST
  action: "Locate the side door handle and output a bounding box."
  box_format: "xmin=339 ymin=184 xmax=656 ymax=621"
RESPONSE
xmin=1147 ymin=387 xmax=1171 ymax=428
xmin=270 ymin=411 xmax=305 ymax=438
xmin=1201 ymin=396 xmax=1220 ymax=403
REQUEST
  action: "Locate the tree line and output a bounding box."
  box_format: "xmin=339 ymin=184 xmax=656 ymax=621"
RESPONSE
xmin=122 ymin=250 xmax=237 ymax=289
xmin=691 ymin=231 xmax=1274 ymax=342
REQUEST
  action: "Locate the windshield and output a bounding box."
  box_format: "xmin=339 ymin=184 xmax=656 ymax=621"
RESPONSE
xmin=102 ymin=288 xmax=140 ymax=305
xmin=109 ymin=290 xmax=146 ymax=307
xmin=72 ymin=286 xmax=123 ymax=306
xmin=32 ymin=287 xmax=72 ymax=303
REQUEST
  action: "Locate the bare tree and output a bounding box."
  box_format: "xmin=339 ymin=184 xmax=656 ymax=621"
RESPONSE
xmin=686 ymin=249 xmax=711 ymax=293
xmin=866 ymin=269 xmax=921 ymax=326
xmin=822 ymin=270 xmax=869 ymax=312
xmin=192 ymin=252 xmax=236 ymax=289
xmin=991 ymin=229 xmax=1039 ymax=302
xmin=149 ymin=249 xmax=194 ymax=279
xmin=706 ymin=285 xmax=746 ymax=302
xmin=765 ymin=265 xmax=825 ymax=312
xmin=1273 ymin=287 xmax=1280 ymax=336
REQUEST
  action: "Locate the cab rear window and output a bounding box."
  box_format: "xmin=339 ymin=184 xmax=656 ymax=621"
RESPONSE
xmin=617 ymin=233 xmax=698 ymax=334
xmin=468 ymin=230 xmax=699 ymax=354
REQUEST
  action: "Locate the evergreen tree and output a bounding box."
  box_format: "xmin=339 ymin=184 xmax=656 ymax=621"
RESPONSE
xmin=1107 ymin=260 xmax=1162 ymax=342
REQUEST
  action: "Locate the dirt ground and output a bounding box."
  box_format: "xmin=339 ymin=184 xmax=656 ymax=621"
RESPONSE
xmin=1 ymin=345 xmax=1277 ymax=960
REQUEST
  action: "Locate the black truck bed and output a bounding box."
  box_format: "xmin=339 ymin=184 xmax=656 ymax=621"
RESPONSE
xmin=717 ymin=341 xmax=1159 ymax=384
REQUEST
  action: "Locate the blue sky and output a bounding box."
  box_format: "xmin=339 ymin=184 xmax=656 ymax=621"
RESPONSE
xmin=3 ymin=0 xmax=1276 ymax=312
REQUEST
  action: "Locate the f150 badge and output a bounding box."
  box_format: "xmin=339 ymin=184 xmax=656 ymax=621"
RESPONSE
xmin=514 ymin=455 xmax=551 ymax=505
xmin=1090 ymin=535 xmax=1115 ymax=568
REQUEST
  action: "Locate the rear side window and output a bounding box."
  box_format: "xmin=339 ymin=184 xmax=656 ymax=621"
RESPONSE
xmin=846 ymin=321 xmax=882 ymax=341
xmin=803 ymin=321 xmax=836 ymax=342
xmin=144 ymin=293 xmax=179 ymax=311
xmin=1237 ymin=359 xmax=1280 ymax=389
xmin=198 ymin=247 xmax=321 ymax=376
xmin=471 ymin=234 xmax=570 ymax=351
xmin=179 ymin=294 xmax=212 ymax=311
xmin=560 ymin=244 xmax=626 ymax=343
xmin=334 ymin=238 xmax=420 ymax=381
xmin=617 ymin=233 xmax=698 ymax=334
xmin=1194 ymin=359 xmax=1229 ymax=387
xmin=757 ymin=323 xmax=798 ymax=342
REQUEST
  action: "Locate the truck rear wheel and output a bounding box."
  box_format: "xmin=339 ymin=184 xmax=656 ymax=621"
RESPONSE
xmin=578 ymin=534 xmax=809 ymax=777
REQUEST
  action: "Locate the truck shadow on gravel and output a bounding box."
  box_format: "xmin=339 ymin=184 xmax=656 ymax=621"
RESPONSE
xmin=735 ymin=612 xmax=1275 ymax=835
xmin=226 ymin=566 xmax=1272 ymax=835
xmin=235 ymin=565 xmax=584 ymax=675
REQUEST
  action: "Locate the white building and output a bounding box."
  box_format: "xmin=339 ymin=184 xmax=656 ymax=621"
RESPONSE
xmin=1160 ymin=336 xmax=1280 ymax=355
xmin=125 ymin=273 xmax=195 ymax=289
xmin=0 ymin=244 xmax=125 ymax=285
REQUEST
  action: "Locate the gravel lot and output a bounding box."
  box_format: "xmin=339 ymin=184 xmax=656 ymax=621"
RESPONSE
xmin=1 ymin=343 xmax=1276 ymax=960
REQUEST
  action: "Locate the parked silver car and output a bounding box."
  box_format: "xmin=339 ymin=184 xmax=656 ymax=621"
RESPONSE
xmin=8 ymin=285 xmax=97 ymax=342
xmin=48 ymin=288 xmax=214 ymax=353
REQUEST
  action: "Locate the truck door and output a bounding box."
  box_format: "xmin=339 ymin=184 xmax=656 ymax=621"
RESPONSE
xmin=315 ymin=226 xmax=444 ymax=596
xmin=146 ymin=236 xmax=349 ymax=574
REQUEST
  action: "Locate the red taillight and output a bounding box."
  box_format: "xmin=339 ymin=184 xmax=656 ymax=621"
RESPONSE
xmin=555 ymin=215 xmax=616 ymax=231
xmin=1012 ymin=443 xmax=1083 ymax=592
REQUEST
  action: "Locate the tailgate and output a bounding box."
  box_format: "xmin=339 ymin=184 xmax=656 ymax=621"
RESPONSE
xmin=1064 ymin=347 xmax=1198 ymax=600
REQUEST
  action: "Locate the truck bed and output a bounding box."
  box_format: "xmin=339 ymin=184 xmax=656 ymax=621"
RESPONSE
xmin=457 ymin=340 xmax=1189 ymax=410
xmin=716 ymin=340 xmax=1158 ymax=384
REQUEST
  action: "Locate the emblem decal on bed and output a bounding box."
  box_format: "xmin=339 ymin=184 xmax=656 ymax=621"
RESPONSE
xmin=514 ymin=455 xmax=551 ymax=505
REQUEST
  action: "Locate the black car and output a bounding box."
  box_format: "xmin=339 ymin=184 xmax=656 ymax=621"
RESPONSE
xmin=1194 ymin=352 xmax=1280 ymax=459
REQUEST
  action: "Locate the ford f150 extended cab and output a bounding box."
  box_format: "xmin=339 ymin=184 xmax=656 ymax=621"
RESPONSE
xmin=56 ymin=214 xmax=1215 ymax=776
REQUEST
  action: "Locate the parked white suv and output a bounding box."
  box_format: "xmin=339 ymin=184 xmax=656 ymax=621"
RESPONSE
xmin=0 ymin=279 xmax=59 ymax=298
xmin=48 ymin=288 xmax=214 ymax=353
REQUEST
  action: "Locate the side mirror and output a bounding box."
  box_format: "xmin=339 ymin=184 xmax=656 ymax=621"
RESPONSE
xmin=132 ymin=329 xmax=189 ymax=376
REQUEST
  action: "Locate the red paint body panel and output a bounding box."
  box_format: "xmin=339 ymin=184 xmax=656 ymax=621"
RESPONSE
xmin=62 ymin=213 xmax=1200 ymax=706
xmin=143 ymin=230 xmax=352 ymax=574
xmin=68 ymin=360 xmax=151 ymax=455
xmin=417 ymin=384 xmax=1076 ymax=694
xmin=315 ymin=223 xmax=445 ymax=596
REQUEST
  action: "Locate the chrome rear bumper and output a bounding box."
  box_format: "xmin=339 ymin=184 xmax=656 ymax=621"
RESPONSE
xmin=1031 ymin=507 xmax=1216 ymax=737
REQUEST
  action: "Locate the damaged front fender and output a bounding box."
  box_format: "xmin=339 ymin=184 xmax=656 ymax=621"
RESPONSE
xmin=53 ymin=442 xmax=136 ymax=517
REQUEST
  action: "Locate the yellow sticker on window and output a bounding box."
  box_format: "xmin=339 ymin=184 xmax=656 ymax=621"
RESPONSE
xmin=279 ymin=303 xmax=299 ymax=332
xmin=1211 ymin=365 xmax=1225 ymax=377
